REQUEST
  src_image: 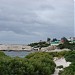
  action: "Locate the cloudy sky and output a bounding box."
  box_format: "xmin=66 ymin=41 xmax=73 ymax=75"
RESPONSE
xmin=0 ymin=0 xmax=74 ymax=44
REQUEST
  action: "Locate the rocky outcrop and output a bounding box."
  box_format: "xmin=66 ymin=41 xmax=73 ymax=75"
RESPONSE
xmin=0 ymin=44 xmax=32 ymax=51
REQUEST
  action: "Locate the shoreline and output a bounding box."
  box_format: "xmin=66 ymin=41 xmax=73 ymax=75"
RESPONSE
xmin=0 ymin=48 xmax=70 ymax=52
xmin=0 ymin=50 xmax=32 ymax=52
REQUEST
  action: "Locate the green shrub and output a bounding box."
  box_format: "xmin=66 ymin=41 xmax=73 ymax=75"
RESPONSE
xmin=59 ymin=62 xmax=75 ymax=75
xmin=64 ymin=51 xmax=75 ymax=62
xmin=0 ymin=52 xmax=56 ymax=75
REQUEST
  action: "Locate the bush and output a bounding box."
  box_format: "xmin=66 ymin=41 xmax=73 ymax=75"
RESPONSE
xmin=59 ymin=62 xmax=75 ymax=75
xmin=25 ymin=52 xmax=56 ymax=75
xmin=48 ymin=51 xmax=69 ymax=57
xmin=59 ymin=51 xmax=75 ymax=75
xmin=64 ymin=51 xmax=75 ymax=62
xmin=0 ymin=52 xmax=56 ymax=75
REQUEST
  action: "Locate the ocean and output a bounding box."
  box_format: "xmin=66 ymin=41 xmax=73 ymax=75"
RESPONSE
xmin=3 ymin=51 xmax=31 ymax=58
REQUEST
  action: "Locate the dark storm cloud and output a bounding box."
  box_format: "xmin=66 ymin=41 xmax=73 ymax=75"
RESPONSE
xmin=0 ymin=0 xmax=74 ymax=44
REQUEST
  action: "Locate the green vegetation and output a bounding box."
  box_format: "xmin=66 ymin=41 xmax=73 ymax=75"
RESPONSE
xmin=64 ymin=51 xmax=75 ymax=62
xmin=59 ymin=51 xmax=75 ymax=75
xmin=0 ymin=52 xmax=56 ymax=75
xmin=48 ymin=51 xmax=70 ymax=58
xmin=48 ymin=51 xmax=75 ymax=75
xmin=0 ymin=50 xmax=75 ymax=75
xmin=58 ymin=43 xmax=75 ymax=50
xmin=28 ymin=41 xmax=50 ymax=48
xmin=58 ymin=37 xmax=75 ymax=50
xmin=59 ymin=62 xmax=75 ymax=75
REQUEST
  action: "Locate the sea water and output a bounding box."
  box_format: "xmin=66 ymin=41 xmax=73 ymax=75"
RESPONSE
xmin=3 ymin=51 xmax=31 ymax=58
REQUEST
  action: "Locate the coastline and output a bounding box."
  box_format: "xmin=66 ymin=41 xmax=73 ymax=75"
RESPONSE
xmin=0 ymin=49 xmax=32 ymax=52
xmin=0 ymin=44 xmax=32 ymax=51
xmin=0 ymin=48 xmax=70 ymax=52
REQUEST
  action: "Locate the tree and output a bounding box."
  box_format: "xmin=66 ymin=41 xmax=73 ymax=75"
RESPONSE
xmin=52 ymin=38 xmax=57 ymax=42
xmin=61 ymin=37 xmax=69 ymax=44
xmin=47 ymin=38 xmax=51 ymax=44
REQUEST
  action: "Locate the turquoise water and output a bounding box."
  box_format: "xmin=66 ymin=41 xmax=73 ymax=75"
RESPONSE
xmin=3 ymin=51 xmax=31 ymax=58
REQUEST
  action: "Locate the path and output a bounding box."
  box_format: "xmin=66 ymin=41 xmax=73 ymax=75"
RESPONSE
xmin=52 ymin=57 xmax=71 ymax=75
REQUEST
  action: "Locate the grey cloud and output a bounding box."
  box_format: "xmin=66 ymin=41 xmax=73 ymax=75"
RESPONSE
xmin=0 ymin=0 xmax=74 ymax=44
